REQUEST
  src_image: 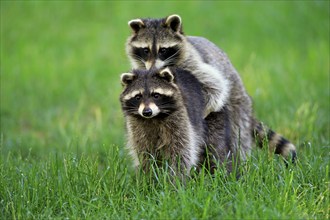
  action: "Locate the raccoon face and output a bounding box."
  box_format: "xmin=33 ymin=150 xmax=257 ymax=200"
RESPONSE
xmin=126 ymin=15 xmax=185 ymax=70
xmin=120 ymin=68 xmax=179 ymax=119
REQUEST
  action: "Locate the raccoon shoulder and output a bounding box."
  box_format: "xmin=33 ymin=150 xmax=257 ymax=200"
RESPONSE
xmin=187 ymin=36 xmax=225 ymax=56
xmin=171 ymin=68 xmax=205 ymax=128
xmin=173 ymin=67 xmax=204 ymax=106
xmin=186 ymin=36 xmax=231 ymax=71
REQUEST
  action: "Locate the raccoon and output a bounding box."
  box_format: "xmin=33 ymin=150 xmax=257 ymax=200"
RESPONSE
xmin=120 ymin=67 xmax=207 ymax=175
xmin=125 ymin=14 xmax=297 ymax=165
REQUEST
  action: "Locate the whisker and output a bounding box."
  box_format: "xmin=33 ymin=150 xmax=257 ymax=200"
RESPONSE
xmin=131 ymin=54 xmax=145 ymax=65
xmin=163 ymin=47 xmax=182 ymax=64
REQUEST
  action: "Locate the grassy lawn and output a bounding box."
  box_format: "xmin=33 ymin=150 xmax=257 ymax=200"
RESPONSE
xmin=1 ymin=1 xmax=329 ymax=219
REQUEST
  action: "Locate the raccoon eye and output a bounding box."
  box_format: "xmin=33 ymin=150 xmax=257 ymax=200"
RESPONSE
xmin=159 ymin=48 xmax=167 ymax=55
xmin=158 ymin=46 xmax=179 ymax=61
xmin=143 ymin=48 xmax=150 ymax=55
xmin=152 ymin=93 xmax=160 ymax=99
xmin=135 ymin=94 xmax=142 ymax=100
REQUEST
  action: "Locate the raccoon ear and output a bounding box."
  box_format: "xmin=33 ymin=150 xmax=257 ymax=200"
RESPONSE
xmin=165 ymin=14 xmax=182 ymax=32
xmin=121 ymin=73 xmax=136 ymax=86
xmin=158 ymin=68 xmax=174 ymax=82
xmin=128 ymin=19 xmax=145 ymax=33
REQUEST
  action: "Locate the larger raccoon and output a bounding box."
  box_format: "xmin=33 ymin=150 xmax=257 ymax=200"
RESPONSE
xmin=125 ymin=14 xmax=297 ymax=165
xmin=120 ymin=67 xmax=206 ymax=175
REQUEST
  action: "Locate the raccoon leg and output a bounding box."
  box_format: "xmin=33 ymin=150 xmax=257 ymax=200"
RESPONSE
xmin=252 ymin=118 xmax=297 ymax=163
xmin=158 ymin=155 xmax=190 ymax=183
xmin=203 ymin=108 xmax=239 ymax=174
xmin=193 ymin=63 xmax=231 ymax=118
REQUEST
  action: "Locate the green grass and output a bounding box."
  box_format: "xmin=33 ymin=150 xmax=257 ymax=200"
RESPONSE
xmin=1 ymin=1 xmax=329 ymax=219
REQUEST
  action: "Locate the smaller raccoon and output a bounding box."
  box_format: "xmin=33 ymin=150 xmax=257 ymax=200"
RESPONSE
xmin=120 ymin=67 xmax=206 ymax=176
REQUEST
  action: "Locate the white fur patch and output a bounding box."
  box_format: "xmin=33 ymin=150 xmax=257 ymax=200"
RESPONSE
xmin=145 ymin=61 xmax=153 ymax=70
xmin=197 ymin=63 xmax=231 ymax=117
xmin=149 ymin=103 xmax=160 ymax=117
xmin=152 ymin=88 xmax=174 ymax=96
xmin=166 ymin=14 xmax=181 ymax=23
xmin=138 ymin=103 xmax=145 ymax=117
xmin=130 ymin=41 xmax=151 ymax=49
xmin=281 ymin=143 xmax=296 ymax=158
xmin=122 ymin=90 xmax=143 ymax=100
xmin=155 ymin=59 xmax=165 ymax=69
xmin=185 ymin=123 xmax=200 ymax=170
xmin=128 ymin=19 xmax=144 ymax=26
xmin=126 ymin=119 xmax=140 ymax=167
xmin=157 ymin=42 xmax=179 ymax=49
xmin=129 ymin=57 xmax=141 ymax=69
xmin=269 ymin=133 xmax=281 ymax=152
xmin=138 ymin=102 xmax=160 ymax=118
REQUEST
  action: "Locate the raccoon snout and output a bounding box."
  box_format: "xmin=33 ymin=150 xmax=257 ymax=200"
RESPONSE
xmin=138 ymin=103 xmax=160 ymax=118
xmin=142 ymin=108 xmax=153 ymax=117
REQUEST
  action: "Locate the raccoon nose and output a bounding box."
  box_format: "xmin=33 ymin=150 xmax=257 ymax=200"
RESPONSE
xmin=142 ymin=108 xmax=153 ymax=117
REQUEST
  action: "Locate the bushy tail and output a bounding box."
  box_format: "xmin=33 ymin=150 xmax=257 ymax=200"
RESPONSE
xmin=252 ymin=118 xmax=297 ymax=163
